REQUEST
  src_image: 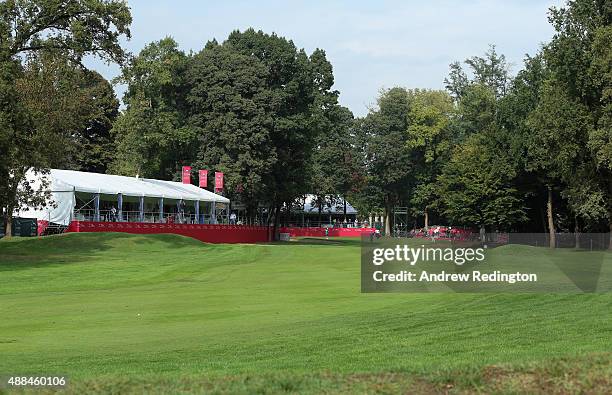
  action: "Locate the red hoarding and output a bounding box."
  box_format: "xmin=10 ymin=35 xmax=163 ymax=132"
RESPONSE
xmin=66 ymin=221 xmax=269 ymax=243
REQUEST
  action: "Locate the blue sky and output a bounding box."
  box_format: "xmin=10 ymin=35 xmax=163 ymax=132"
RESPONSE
xmin=88 ymin=0 xmax=564 ymax=116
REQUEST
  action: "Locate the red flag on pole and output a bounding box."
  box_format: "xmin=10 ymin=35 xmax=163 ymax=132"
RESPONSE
xmin=214 ymin=172 xmax=224 ymax=190
xmin=198 ymin=170 xmax=208 ymax=188
xmin=181 ymin=166 xmax=192 ymax=184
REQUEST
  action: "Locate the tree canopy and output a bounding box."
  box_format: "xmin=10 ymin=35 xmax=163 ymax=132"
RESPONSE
xmin=2 ymin=0 xmax=610 ymax=246
xmin=0 ymin=0 xmax=131 ymax=236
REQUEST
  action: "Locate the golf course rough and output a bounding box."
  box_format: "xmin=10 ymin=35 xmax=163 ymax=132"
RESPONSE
xmin=0 ymin=233 xmax=611 ymax=394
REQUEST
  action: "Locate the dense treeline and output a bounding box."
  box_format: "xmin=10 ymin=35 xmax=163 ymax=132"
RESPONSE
xmin=352 ymin=0 xmax=611 ymax=249
xmin=1 ymin=0 xmax=610 ymax=245
xmin=0 ymin=0 xmax=131 ymax=236
xmin=110 ymin=31 xmax=347 ymax=227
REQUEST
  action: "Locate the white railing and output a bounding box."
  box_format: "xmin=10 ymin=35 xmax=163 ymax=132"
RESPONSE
xmin=73 ymin=209 xmax=228 ymax=225
xmin=284 ymin=220 xmax=370 ymax=228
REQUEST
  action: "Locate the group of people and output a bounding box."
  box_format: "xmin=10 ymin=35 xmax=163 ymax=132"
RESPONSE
xmin=411 ymin=226 xmax=474 ymax=241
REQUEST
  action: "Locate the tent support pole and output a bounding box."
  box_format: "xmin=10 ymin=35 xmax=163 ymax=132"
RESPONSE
xmin=195 ymin=200 xmax=200 ymax=224
xmin=117 ymin=193 xmax=123 ymax=222
xmin=71 ymin=186 xmax=76 ymax=222
xmin=211 ymin=201 xmax=216 ymax=224
xmin=94 ymin=193 xmax=100 ymax=222
xmin=139 ymin=196 xmax=144 ymax=222
xmin=159 ymin=197 xmax=164 ymax=223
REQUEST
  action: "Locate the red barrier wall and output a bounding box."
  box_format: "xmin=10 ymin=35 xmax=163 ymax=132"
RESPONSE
xmin=37 ymin=220 xmax=49 ymax=236
xmin=279 ymin=227 xmax=375 ymax=238
xmin=66 ymin=221 xmax=269 ymax=243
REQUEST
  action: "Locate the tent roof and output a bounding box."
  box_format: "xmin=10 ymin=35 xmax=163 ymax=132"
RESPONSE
xmin=300 ymin=195 xmax=358 ymax=214
xmin=45 ymin=169 xmax=229 ymax=203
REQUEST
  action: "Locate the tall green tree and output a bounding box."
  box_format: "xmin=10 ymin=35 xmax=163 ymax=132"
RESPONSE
xmin=465 ymin=45 xmax=510 ymax=98
xmin=190 ymin=29 xmax=338 ymax=232
xmin=496 ymin=54 xmax=561 ymax=242
xmin=534 ymin=0 xmax=611 ymax=246
xmin=527 ymin=82 xmax=592 ymax=246
xmin=0 ymin=0 xmax=131 ymax=236
xmin=225 ymin=30 xmax=337 ymax=230
xmin=444 ymin=44 xmax=510 ymax=102
xmin=110 ymin=37 xmax=193 ymax=179
xmin=359 ymin=87 xmax=413 ymax=234
xmin=405 ymin=89 xmax=454 ymax=229
xmin=437 ymin=133 xmax=527 ymax=229
xmin=71 ymin=71 xmax=119 ymax=173
xmin=309 ymin=104 xmax=359 ymax=221
xmin=437 ymin=45 xmax=525 ymax=232
xmin=186 ymin=39 xmax=275 ymax=220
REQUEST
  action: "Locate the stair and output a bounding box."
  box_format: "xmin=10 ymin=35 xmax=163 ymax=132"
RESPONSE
xmin=40 ymin=223 xmax=68 ymax=236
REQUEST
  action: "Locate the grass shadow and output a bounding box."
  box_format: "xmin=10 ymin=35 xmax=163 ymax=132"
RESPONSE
xmin=0 ymin=232 xmax=208 ymax=271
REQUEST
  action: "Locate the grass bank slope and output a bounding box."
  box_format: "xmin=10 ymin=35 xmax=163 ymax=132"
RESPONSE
xmin=1 ymin=233 xmax=611 ymax=393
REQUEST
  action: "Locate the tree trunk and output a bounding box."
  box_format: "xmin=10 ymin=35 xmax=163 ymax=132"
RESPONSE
xmin=547 ymin=186 xmax=556 ymax=248
xmin=608 ymin=178 xmax=612 ymax=250
xmin=5 ymin=214 xmax=12 ymax=238
xmin=384 ymin=198 xmax=392 ymax=236
xmin=384 ymin=213 xmax=390 ymax=236
xmin=424 ymin=207 xmax=429 ymax=230
xmin=267 ymin=204 xmax=281 ymax=241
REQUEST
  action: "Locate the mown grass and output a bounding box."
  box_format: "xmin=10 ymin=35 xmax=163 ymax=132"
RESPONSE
xmin=1 ymin=233 xmax=611 ymax=394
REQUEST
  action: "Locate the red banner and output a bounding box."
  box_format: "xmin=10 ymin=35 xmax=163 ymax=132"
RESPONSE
xmin=182 ymin=166 xmax=192 ymax=184
xmin=198 ymin=170 xmax=208 ymax=188
xmin=215 ymin=172 xmax=224 ymax=190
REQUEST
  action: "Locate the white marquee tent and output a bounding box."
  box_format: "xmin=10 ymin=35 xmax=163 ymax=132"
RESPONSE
xmin=18 ymin=169 xmax=229 ymax=225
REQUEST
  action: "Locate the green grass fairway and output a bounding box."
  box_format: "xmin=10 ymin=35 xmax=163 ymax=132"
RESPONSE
xmin=1 ymin=233 xmax=611 ymax=394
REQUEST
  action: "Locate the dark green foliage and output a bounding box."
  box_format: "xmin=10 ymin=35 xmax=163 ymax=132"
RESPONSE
xmin=0 ymin=1 xmax=131 ymax=236
xmin=113 ymin=29 xmax=342 ymax=226
xmin=3 ymin=0 xmax=609 ymax=240
xmin=531 ymin=0 xmax=612 ymax=234
xmin=406 ymin=89 xmax=454 ymax=224
xmin=72 ymin=71 xmax=119 ymax=173
xmin=110 ymin=38 xmax=193 ymax=179
xmin=309 ymin=104 xmax=361 ymax=216
xmin=194 ymin=29 xmax=339 ymax=224
xmin=438 ymin=134 xmax=527 ymax=228
xmin=187 ymin=38 xmax=275 ymax=212
xmin=354 ymin=87 xmax=414 ymax=231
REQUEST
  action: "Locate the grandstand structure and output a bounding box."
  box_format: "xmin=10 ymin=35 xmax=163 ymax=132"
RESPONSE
xmin=15 ymin=169 xmax=375 ymax=242
xmin=15 ymin=169 xmax=270 ymax=242
xmin=20 ymin=169 xmax=230 ymax=227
